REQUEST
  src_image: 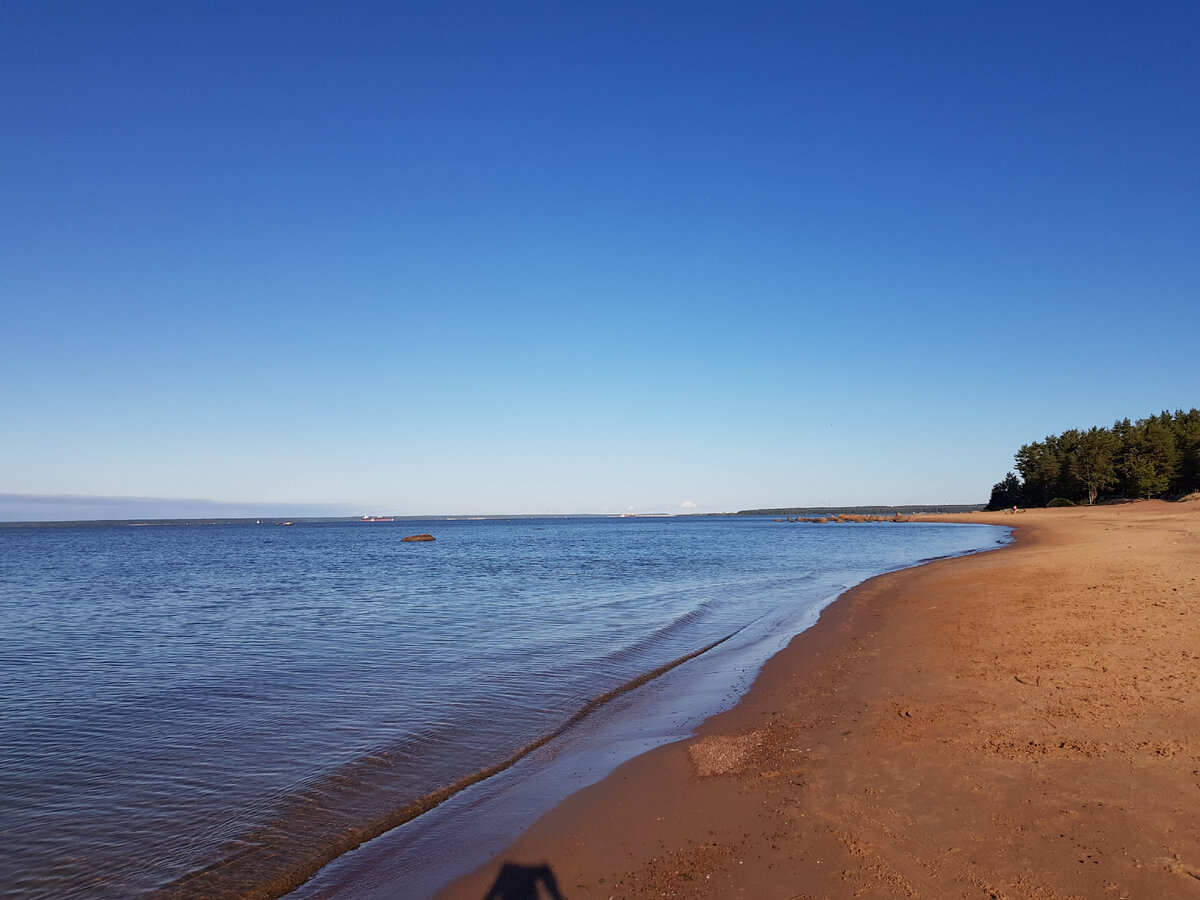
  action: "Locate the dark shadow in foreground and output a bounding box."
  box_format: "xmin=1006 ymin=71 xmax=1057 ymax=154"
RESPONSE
xmin=482 ymin=861 xmax=565 ymax=900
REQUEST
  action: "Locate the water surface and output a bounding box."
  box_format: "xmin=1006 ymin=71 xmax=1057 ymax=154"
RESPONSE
xmin=0 ymin=516 xmax=1007 ymax=898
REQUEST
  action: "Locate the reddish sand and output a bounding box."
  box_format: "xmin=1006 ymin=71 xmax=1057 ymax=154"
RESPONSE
xmin=438 ymin=501 xmax=1200 ymax=899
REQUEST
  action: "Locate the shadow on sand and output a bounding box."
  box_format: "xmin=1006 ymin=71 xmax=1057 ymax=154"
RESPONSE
xmin=481 ymin=861 xmax=564 ymax=900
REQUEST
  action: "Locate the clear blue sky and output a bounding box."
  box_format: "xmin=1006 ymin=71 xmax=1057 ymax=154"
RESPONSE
xmin=2 ymin=1 xmax=1198 ymax=519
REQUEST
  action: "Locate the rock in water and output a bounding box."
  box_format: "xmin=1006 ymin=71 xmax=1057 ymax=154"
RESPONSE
xmin=401 ymin=534 xmax=436 ymax=542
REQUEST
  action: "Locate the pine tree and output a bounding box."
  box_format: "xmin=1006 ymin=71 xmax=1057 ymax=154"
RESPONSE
xmin=1070 ymin=427 xmax=1118 ymax=504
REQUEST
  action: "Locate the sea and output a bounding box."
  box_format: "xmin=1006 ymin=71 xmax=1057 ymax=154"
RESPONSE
xmin=0 ymin=515 xmax=1009 ymax=899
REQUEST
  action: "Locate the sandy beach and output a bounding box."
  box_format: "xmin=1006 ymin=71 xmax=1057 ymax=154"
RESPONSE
xmin=438 ymin=501 xmax=1200 ymax=899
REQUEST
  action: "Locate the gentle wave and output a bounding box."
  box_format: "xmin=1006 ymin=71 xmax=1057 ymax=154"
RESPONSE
xmin=155 ymin=633 xmax=736 ymax=899
xmin=596 ymin=596 xmax=724 ymax=667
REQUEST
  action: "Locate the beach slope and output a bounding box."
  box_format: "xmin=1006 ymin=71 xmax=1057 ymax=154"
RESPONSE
xmin=439 ymin=501 xmax=1200 ymax=899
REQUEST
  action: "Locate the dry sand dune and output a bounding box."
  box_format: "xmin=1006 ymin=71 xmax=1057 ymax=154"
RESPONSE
xmin=439 ymin=500 xmax=1200 ymax=899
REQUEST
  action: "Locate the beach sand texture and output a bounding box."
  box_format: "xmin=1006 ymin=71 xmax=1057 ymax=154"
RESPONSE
xmin=439 ymin=501 xmax=1200 ymax=899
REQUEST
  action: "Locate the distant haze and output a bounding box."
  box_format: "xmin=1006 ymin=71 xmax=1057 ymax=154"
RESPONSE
xmin=0 ymin=494 xmax=358 ymax=523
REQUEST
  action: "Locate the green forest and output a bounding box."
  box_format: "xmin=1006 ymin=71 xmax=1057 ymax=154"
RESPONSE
xmin=987 ymin=409 xmax=1200 ymax=510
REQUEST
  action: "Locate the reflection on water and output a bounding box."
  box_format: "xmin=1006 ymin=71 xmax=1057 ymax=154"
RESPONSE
xmin=0 ymin=517 xmax=1006 ymax=898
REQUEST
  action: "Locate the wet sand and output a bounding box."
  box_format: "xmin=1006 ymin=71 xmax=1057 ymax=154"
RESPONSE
xmin=438 ymin=501 xmax=1200 ymax=899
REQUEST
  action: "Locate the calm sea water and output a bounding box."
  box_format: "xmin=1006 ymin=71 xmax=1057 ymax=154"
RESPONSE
xmin=0 ymin=516 xmax=1007 ymax=899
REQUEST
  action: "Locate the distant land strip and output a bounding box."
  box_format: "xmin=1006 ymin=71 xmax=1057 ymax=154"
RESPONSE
xmin=735 ymin=504 xmax=985 ymax=517
xmin=1 ymin=507 xmax=987 ymax=528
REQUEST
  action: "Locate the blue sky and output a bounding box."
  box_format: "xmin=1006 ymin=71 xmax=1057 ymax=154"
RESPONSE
xmin=2 ymin=1 xmax=1198 ymax=519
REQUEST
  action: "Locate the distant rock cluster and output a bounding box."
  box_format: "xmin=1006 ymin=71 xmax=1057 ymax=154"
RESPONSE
xmin=776 ymin=514 xmax=910 ymax=524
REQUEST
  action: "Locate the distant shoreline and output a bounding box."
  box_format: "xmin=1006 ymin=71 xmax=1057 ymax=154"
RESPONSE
xmin=734 ymin=503 xmax=985 ymax=516
xmin=0 ymin=505 xmax=985 ymax=528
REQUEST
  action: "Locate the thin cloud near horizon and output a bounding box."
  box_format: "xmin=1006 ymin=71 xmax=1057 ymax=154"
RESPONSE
xmin=0 ymin=493 xmax=360 ymax=522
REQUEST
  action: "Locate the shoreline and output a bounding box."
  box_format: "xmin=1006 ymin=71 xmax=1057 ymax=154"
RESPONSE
xmin=285 ymin=520 xmax=1006 ymax=900
xmin=437 ymin=501 xmax=1200 ymax=899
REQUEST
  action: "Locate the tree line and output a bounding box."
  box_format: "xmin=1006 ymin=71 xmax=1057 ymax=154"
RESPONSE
xmin=987 ymin=409 xmax=1200 ymax=509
